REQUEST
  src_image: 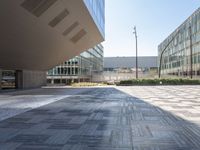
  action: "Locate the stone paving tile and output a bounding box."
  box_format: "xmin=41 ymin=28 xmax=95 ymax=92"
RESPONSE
xmin=9 ymin=134 xmax=50 ymax=144
xmin=16 ymin=144 xmax=62 ymax=150
xmin=0 ymin=86 xmax=200 ymax=149
xmin=0 ymin=142 xmax=22 ymax=150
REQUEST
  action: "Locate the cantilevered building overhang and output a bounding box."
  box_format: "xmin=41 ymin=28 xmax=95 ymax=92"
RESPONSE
xmin=0 ymin=0 xmax=105 ymax=89
xmin=0 ymin=0 xmax=105 ymax=71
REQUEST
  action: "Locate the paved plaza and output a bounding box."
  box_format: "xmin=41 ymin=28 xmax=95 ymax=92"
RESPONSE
xmin=0 ymin=86 xmax=200 ymax=149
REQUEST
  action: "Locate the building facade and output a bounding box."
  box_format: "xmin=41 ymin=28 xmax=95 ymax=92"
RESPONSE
xmin=98 ymin=56 xmax=158 ymax=82
xmin=47 ymin=44 xmax=103 ymax=85
xmin=104 ymin=56 xmax=157 ymax=71
xmin=158 ymin=8 xmax=200 ymax=78
xmin=0 ymin=0 xmax=105 ymax=89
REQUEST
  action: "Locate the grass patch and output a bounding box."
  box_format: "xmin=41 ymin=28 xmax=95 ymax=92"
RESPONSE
xmin=71 ymin=82 xmax=107 ymax=87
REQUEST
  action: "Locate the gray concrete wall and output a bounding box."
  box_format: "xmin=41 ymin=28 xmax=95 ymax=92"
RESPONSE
xmin=16 ymin=70 xmax=46 ymax=89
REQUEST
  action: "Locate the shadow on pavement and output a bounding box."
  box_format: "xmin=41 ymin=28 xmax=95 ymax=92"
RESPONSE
xmin=0 ymin=87 xmax=199 ymax=149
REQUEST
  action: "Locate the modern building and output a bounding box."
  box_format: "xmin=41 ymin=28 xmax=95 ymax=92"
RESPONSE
xmin=99 ymin=56 xmax=157 ymax=82
xmin=104 ymin=56 xmax=157 ymax=71
xmin=158 ymin=7 xmax=200 ymax=78
xmin=47 ymin=44 xmax=104 ymax=85
xmin=0 ymin=0 xmax=105 ymax=89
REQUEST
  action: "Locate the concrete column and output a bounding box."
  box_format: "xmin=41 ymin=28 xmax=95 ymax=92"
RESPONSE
xmin=15 ymin=70 xmax=23 ymax=89
xmin=0 ymin=69 xmax=2 ymax=90
xmin=15 ymin=70 xmax=46 ymax=89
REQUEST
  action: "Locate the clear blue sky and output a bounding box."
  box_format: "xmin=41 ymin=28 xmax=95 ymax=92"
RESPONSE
xmin=103 ymin=0 xmax=200 ymax=57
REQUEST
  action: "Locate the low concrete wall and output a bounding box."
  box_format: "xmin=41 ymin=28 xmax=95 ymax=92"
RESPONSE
xmin=16 ymin=70 xmax=46 ymax=89
xmin=92 ymin=72 xmax=136 ymax=82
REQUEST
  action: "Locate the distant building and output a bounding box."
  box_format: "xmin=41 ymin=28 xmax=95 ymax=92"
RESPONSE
xmin=47 ymin=44 xmax=103 ymax=85
xmin=104 ymin=56 xmax=157 ymax=71
xmin=158 ymin=7 xmax=200 ymax=78
xmin=93 ymin=56 xmax=157 ymax=82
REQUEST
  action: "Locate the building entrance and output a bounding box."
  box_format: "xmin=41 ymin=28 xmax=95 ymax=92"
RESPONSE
xmin=1 ymin=70 xmax=16 ymax=89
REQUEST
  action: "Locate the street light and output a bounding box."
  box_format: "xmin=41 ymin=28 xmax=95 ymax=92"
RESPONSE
xmin=89 ymin=65 xmax=92 ymax=82
xmin=133 ymin=26 xmax=138 ymax=79
xmin=189 ymin=25 xmax=193 ymax=79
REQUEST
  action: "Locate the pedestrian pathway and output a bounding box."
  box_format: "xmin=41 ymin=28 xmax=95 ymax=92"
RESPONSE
xmin=0 ymin=88 xmax=90 ymax=122
xmin=0 ymin=87 xmax=200 ymax=149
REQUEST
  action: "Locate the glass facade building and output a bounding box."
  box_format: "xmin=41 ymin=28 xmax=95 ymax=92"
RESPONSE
xmin=83 ymin=0 xmax=105 ymax=38
xmin=158 ymin=8 xmax=200 ymax=77
xmin=47 ymin=44 xmax=104 ymax=84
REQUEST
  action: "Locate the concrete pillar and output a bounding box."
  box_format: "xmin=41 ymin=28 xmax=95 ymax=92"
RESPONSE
xmin=0 ymin=69 xmax=2 ymax=90
xmin=15 ymin=70 xmax=46 ymax=89
xmin=15 ymin=70 xmax=23 ymax=89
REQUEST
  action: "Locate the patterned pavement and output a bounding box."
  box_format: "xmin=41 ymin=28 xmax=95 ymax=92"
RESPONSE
xmin=0 ymin=86 xmax=200 ymax=149
xmin=0 ymin=88 xmax=91 ymax=122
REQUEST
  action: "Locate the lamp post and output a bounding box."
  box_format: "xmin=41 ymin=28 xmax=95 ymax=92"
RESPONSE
xmin=189 ymin=25 xmax=193 ymax=79
xmin=89 ymin=65 xmax=92 ymax=82
xmin=133 ymin=26 xmax=138 ymax=79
